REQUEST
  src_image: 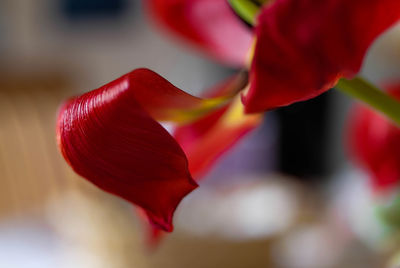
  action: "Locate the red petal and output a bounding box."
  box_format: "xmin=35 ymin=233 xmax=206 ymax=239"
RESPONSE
xmin=175 ymin=76 xmax=262 ymax=178
xmin=56 ymin=69 xmax=198 ymax=232
xmin=347 ymin=86 xmax=400 ymax=191
xmin=146 ymin=0 xmax=253 ymax=66
xmin=244 ymin=0 xmax=400 ymax=112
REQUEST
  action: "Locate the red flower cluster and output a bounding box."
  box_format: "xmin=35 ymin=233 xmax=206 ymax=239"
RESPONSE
xmin=57 ymin=0 xmax=400 ymax=234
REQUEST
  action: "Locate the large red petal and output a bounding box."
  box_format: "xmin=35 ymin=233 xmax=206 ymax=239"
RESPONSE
xmin=146 ymin=0 xmax=253 ymax=66
xmin=244 ymin=0 xmax=400 ymax=112
xmin=348 ymin=86 xmax=400 ymax=191
xmin=56 ymin=69 xmax=199 ymax=232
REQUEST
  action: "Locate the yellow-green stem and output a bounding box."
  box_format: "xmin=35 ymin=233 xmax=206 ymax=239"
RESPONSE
xmin=227 ymin=0 xmax=259 ymax=25
xmin=336 ymin=77 xmax=400 ymax=126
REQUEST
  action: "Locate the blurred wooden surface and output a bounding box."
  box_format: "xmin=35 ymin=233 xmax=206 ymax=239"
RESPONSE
xmin=47 ymin=190 xmax=274 ymax=268
xmin=0 ymin=70 xmax=81 ymax=217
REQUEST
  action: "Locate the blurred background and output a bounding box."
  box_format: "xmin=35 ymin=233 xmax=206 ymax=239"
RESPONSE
xmin=1 ymin=0 xmax=400 ymax=267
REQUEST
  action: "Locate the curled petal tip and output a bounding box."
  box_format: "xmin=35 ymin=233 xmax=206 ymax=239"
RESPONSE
xmin=146 ymin=211 xmax=174 ymax=233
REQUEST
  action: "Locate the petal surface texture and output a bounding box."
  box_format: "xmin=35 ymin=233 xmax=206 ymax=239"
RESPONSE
xmin=244 ymin=0 xmax=400 ymax=112
xmin=348 ymin=87 xmax=400 ymax=191
xmin=147 ymin=0 xmax=253 ymax=66
xmin=56 ymin=68 xmax=198 ymax=232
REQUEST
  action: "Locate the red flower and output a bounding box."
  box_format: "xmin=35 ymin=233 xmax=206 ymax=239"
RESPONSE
xmin=57 ymin=68 xmax=260 ymax=232
xmin=348 ymin=85 xmax=400 ymax=191
xmin=147 ymin=0 xmax=400 ymax=112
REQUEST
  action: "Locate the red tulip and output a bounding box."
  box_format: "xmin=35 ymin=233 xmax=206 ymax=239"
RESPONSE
xmin=147 ymin=0 xmax=400 ymax=112
xmin=57 ymin=68 xmax=260 ymax=232
xmin=348 ymin=86 xmax=400 ymax=191
xmin=58 ymin=0 xmax=400 ymax=236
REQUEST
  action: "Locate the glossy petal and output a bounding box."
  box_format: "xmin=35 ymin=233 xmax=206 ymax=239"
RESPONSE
xmin=146 ymin=0 xmax=253 ymax=66
xmin=57 ymin=69 xmax=199 ymax=232
xmin=244 ymin=0 xmax=400 ymax=112
xmin=348 ymin=86 xmax=400 ymax=191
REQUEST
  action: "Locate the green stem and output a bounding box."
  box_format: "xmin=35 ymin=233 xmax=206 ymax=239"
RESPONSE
xmin=336 ymin=77 xmax=400 ymax=126
xmin=228 ymin=0 xmax=259 ymax=26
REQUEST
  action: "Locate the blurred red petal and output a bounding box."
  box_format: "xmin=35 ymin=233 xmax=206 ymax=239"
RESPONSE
xmin=244 ymin=0 xmax=400 ymax=112
xmin=146 ymin=0 xmax=253 ymax=66
xmin=175 ymin=75 xmax=262 ymax=178
xmin=56 ymin=68 xmax=199 ymax=232
xmin=348 ymin=86 xmax=400 ymax=191
xmin=176 ymin=97 xmax=262 ymax=178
